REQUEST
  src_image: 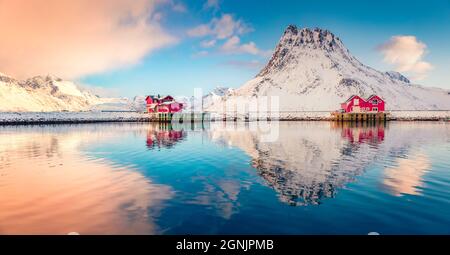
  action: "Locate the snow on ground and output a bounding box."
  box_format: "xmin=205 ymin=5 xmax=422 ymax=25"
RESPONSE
xmin=207 ymin=111 xmax=450 ymax=121
xmin=0 ymin=111 xmax=450 ymax=125
xmin=0 ymin=112 xmax=153 ymax=124
xmin=0 ymin=110 xmax=448 ymax=124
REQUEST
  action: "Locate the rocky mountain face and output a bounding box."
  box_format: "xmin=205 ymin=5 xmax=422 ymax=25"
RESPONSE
xmin=0 ymin=73 xmax=133 ymax=112
xmin=208 ymin=25 xmax=450 ymax=111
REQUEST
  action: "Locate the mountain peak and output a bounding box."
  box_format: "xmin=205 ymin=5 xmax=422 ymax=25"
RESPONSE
xmin=209 ymin=86 xmax=234 ymax=97
xmin=0 ymin=72 xmax=15 ymax=83
xmin=281 ymin=26 xmax=341 ymax=49
xmin=258 ymin=26 xmax=346 ymax=77
xmin=285 ymin=24 xmax=299 ymax=35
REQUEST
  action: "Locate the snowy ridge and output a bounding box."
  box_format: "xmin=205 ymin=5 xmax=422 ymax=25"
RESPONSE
xmin=0 ymin=73 xmax=132 ymax=112
xmin=208 ymin=25 xmax=450 ymax=112
xmin=203 ymin=87 xmax=234 ymax=109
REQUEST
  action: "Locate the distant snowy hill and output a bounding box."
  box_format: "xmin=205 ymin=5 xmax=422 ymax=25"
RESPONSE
xmin=0 ymin=73 xmax=133 ymax=112
xmin=208 ymin=25 xmax=450 ymax=111
xmin=203 ymin=87 xmax=234 ymax=109
xmin=168 ymin=87 xmax=234 ymax=111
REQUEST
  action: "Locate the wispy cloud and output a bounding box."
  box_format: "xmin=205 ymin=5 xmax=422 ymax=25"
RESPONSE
xmin=187 ymin=13 xmax=268 ymax=57
xmin=170 ymin=1 xmax=188 ymax=13
xmin=188 ymin=24 xmax=213 ymax=37
xmin=203 ymin=0 xmax=220 ymax=11
xmin=221 ymin=36 xmax=265 ymax=56
xmin=377 ymin=35 xmax=433 ymax=80
xmin=187 ymin=14 xmax=251 ymax=39
xmin=0 ymin=0 xmax=177 ymax=79
xmin=200 ymin=39 xmax=217 ymax=48
xmin=192 ymin=50 xmax=210 ymax=58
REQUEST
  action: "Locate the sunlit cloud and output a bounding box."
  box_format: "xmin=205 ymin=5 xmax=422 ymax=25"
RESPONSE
xmin=187 ymin=14 xmax=252 ymax=39
xmin=0 ymin=0 xmax=177 ymax=79
xmin=221 ymin=36 xmax=271 ymax=57
xmin=187 ymin=13 xmax=268 ymax=57
xmin=378 ymin=35 xmax=433 ymax=81
xmin=221 ymin=36 xmax=258 ymax=54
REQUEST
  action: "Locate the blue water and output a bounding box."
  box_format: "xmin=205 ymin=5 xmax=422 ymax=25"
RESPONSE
xmin=0 ymin=121 xmax=449 ymax=234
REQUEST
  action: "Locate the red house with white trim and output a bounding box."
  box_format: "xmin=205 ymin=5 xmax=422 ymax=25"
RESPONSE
xmin=146 ymin=95 xmax=184 ymax=113
xmin=340 ymin=95 xmax=385 ymax=113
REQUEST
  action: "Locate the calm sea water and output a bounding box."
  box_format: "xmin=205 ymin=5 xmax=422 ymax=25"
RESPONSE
xmin=0 ymin=121 xmax=449 ymax=235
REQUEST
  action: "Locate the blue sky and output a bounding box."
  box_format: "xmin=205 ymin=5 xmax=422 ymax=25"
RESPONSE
xmin=80 ymin=0 xmax=450 ymax=98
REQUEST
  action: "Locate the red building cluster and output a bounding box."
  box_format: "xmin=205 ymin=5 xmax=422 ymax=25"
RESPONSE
xmin=340 ymin=95 xmax=385 ymax=113
xmin=145 ymin=95 xmax=184 ymax=113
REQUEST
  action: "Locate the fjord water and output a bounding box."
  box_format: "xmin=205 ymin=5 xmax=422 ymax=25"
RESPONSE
xmin=0 ymin=121 xmax=449 ymax=234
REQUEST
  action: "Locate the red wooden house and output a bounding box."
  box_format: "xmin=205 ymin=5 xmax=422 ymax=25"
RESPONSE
xmin=145 ymin=95 xmax=184 ymax=113
xmin=340 ymin=95 xmax=385 ymax=113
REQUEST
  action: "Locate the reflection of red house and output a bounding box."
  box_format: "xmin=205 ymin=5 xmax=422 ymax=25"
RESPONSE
xmin=146 ymin=95 xmax=184 ymax=113
xmin=341 ymin=95 xmax=385 ymax=113
xmin=146 ymin=125 xmax=186 ymax=149
xmin=342 ymin=125 xmax=385 ymax=144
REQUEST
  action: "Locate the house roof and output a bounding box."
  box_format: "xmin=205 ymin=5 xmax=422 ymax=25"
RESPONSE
xmin=367 ymin=94 xmax=383 ymax=101
xmin=146 ymin=95 xmax=174 ymax=100
xmin=344 ymin=94 xmax=384 ymax=103
xmin=344 ymin=95 xmax=359 ymax=103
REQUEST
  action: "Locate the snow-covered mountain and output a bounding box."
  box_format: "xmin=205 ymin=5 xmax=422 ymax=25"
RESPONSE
xmin=203 ymin=87 xmax=234 ymax=109
xmin=208 ymin=25 xmax=450 ymax=111
xmin=168 ymin=87 xmax=234 ymax=111
xmin=0 ymin=73 xmax=132 ymax=112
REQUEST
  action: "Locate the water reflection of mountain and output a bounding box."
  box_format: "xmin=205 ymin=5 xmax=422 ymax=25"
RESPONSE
xmin=146 ymin=123 xmax=187 ymax=150
xmin=209 ymin=122 xmax=448 ymax=206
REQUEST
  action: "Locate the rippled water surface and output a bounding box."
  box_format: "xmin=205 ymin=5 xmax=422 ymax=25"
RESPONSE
xmin=0 ymin=121 xmax=449 ymax=234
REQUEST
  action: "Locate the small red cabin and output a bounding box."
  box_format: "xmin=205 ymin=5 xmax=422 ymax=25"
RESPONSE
xmin=340 ymin=95 xmax=385 ymax=113
xmin=145 ymin=95 xmax=184 ymax=113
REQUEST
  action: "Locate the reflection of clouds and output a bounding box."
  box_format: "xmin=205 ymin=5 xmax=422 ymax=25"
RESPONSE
xmin=383 ymin=153 xmax=431 ymax=196
xmin=0 ymin=127 xmax=172 ymax=234
xmin=188 ymin=175 xmax=248 ymax=219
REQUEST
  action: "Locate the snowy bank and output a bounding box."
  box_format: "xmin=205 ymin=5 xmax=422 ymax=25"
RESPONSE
xmin=208 ymin=111 xmax=450 ymax=121
xmin=389 ymin=111 xmax=450 ymax=121
xmin=0 ymin=112 xmax=153 ymax=125
xmin=0 ymin=110 xmax=448 ymax=125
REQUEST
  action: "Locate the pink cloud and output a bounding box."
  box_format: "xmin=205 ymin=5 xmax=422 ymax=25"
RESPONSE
xmin=0 ymin=0 xmax=176 ymax=79
xmin=378 ymin=35 xmax=433 ymax=80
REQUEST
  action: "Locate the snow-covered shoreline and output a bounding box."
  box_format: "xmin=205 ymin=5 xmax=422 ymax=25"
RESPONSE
xmin=0 ymin=111 xmax=448 ymax=125
xmin=0 ymin=112 xmax=153 ymax=125
xmin=209 ymin=110 xmax=450 ymax=121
